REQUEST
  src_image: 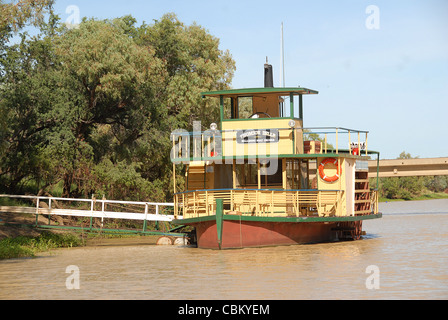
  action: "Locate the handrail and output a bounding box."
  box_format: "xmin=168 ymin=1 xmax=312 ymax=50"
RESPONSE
xmin=175 ymin=188 xmax=379 ymax=219
xmin=174 ymin=187 xmax=340 ymax=195
xmin=0 ymin=194 xmax=173 ymax=207
xmin=171 ymin=126 xmax=371 ymax=162
xmin=171 ymin=126 xmax=369 ymax=136
xmin=0 ymin=194 xmax=177 ymax=224
xmin=175 ymin=188 xmax=347 ymax=219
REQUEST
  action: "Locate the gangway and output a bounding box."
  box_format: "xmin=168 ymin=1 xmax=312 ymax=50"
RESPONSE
xmin=0 ymin=194 xmax=184 ymax=237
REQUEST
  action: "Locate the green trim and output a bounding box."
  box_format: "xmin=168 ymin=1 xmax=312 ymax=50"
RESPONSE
xmin=216 ymin=199 xmax=224 ymax=249
xmin=290 ymin=92 xmax=294 ymax=119
xmin=202 ymin=87 xmax=319 ymax=97
xmin=221 ymin=117 xmax=300 ymax=122
xmin=172 ymin=151 xmax=376 ymax=164
xmin=173 ymin=213 xmax=382 ymax=225
xmin=376 ymin=151 xmax=380 ymax=190
xmin=0 ymin=222 xmax=186 ymax=237
xmin=219 ymin=95 xmax=224 ymax=122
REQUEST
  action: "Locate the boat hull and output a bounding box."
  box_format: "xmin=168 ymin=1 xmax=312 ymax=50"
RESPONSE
xmin=196 ymin=220 xmax=337 ymax=249
xmin=174 ymin=214 xmax=380 ymax=249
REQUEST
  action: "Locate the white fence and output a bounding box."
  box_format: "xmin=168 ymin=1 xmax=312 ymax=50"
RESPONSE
xmin=0 ymin=194 xmax=181 ymax=223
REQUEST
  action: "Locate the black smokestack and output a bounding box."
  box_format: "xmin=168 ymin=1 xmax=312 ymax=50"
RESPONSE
xmin=264 ymin=59 xmax=274 ymax=87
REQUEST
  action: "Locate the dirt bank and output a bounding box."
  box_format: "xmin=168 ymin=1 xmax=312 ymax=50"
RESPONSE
xmin=0 ymin=212 xmax=58 ymax=239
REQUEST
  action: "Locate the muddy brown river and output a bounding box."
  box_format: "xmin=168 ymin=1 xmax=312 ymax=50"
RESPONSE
xmin=0 ymin=199 xmax=447 ymax=300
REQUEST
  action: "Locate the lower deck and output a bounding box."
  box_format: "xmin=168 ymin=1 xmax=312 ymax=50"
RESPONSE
xmin=174 ymin=187 xmax=379 ymax=220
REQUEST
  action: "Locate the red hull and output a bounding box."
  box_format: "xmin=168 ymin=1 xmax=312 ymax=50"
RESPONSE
xmin=193 ymin=220 xmax=341 ymax=249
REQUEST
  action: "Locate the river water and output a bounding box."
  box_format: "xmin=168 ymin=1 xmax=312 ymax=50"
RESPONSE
xmin=0 ymin=199 xmax=447 ymax=300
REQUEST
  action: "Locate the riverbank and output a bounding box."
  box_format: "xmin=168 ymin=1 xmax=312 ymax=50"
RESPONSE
xmin=0 ymin=211 xmax=164 ymax=259
xmin=0 ymin=231 xmax=84 ymax=260
xmin=379 ymin=191 xmax=448 ymax=202
xmin=0 ymin=211 xmax=85 ymax=259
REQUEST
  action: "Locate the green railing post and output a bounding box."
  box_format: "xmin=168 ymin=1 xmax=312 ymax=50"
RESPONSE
xmin=143 ymin=203 xmax=148 ymax=232
xmin=35 ymin=197 xmax=39 ymax=227
xmin=216 ymin=199 xmax=224 ymax=250
xmin=90 ymin=196 xmax=95 ymax=231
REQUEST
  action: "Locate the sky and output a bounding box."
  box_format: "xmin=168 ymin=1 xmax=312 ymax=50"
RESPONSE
xmin=21 ymin=0 xmax=448 ymax=159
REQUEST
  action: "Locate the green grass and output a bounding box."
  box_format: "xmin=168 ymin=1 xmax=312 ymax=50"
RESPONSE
xmin=379 ymin=192 xmax=448 ymax=202
xmin=0 ymin=231 xmax=84 ymax=260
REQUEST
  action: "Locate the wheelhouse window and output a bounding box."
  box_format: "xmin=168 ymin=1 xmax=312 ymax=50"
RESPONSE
xmin=222 ymin=94 xmax=294 ymax=120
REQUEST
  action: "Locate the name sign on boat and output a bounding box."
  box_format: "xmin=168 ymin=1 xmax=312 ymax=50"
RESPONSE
xmin=236 ymin=129 xmax=279 ymax=144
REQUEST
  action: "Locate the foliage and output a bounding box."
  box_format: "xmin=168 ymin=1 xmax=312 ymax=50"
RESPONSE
xmin=303 ymin=129 xmax=334 ymax=149
xmin=379 ymin=176 xmax=427 ymax=200
xmin=0 ymin=231 xmax=83 ymax=259
xmin=0 ymin=11 xmax=235 ymax=201
xmin=377 ymin=151 xmax=448 ymax=200
xmin=0 ymin=0 xmax=54 ymax=33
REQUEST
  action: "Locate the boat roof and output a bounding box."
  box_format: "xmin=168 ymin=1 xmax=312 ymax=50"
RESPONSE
xmin=201 ymin=87 xmax=319 ymax=98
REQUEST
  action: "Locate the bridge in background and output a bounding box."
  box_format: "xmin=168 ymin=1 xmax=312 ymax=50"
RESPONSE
xmin=368 ymin=157 xmax=448 ymax=178
xmin=307 ymin=157 xmax=448 ymax=179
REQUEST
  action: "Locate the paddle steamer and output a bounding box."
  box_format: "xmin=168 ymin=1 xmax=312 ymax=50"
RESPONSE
xmin=171 ymin=64 xmax=382 ymax=249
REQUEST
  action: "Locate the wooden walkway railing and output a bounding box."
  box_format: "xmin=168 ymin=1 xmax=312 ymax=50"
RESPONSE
xmin=0 ymin=194 xmax=178 ymax=223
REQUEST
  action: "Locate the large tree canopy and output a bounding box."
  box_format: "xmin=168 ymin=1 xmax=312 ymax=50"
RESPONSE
xmin=0 ymin=12 xmax=235 ymax=201
xmin=0 ymin=0 xmax=54 ymax=33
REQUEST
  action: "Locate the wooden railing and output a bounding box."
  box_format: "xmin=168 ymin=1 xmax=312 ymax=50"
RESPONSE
xmin=0 ymin=194 xmax=176 ymax=223
xmin=175 ymin=189 xmax=339 ymax=219
xmin=174 ymin=188 xmax=379 ymax=219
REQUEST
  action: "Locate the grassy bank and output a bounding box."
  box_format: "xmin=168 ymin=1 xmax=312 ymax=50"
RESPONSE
xmin=379 ymin=192 xmax=448 ymax=202
xmin=0 ymin=231 xmax=84 ymax=260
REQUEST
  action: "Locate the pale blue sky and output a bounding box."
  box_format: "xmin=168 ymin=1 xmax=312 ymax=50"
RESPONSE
xmin=29 ymin=1 xmax=448 ymax=158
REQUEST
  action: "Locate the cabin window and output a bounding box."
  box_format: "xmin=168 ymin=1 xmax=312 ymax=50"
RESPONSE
xmin=286 ymin=159 xmax=313 ymax=189
xmin=235 ymin=161 xmax=257 ymax=188
xmin=238 ymin=97 xmax=253 ymax=118
xmin=221 ymin=94 xmax=298 ymax=120
xmin=260 ymin=160 xmax=282 ymax=187
xmin=222 ymin=97 xmax=253 ymax=120
xmin=234 ymin=159 xmax=283 ymax=189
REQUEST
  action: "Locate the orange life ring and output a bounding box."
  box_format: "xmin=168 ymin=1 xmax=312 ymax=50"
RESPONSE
xmin=319 ymin=158 xmax=342 ymax=182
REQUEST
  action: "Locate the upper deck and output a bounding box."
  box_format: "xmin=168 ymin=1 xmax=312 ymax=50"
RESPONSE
xmin=171 ymin=87 xmax=374 ymax=163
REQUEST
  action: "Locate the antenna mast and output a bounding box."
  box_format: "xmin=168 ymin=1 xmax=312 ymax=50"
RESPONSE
xmin=280 ymin=22 xmax=285 ymax=87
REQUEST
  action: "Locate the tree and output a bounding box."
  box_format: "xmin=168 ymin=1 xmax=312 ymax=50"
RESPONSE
xmin=426 ymin=176 xmax=448 ymax=193
xmin=119 ymin=13 xmax=235 ymax=199
xmin=49 ymin=19 xmax=166 ymax=197
xmin=0 ymin=0 xmax=54 ymax=34
xmin=398 ymin=151 xmax=418 ymax=160
xmin=0 ymin=12 xmax=235 ymax=202
xmin=379 ymin=151 xmax=426 ymax=200
xmin=0 ymin=21 xmax=62 ymax=192
xmin=135 ymin=13 xmax=235 ymax=131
